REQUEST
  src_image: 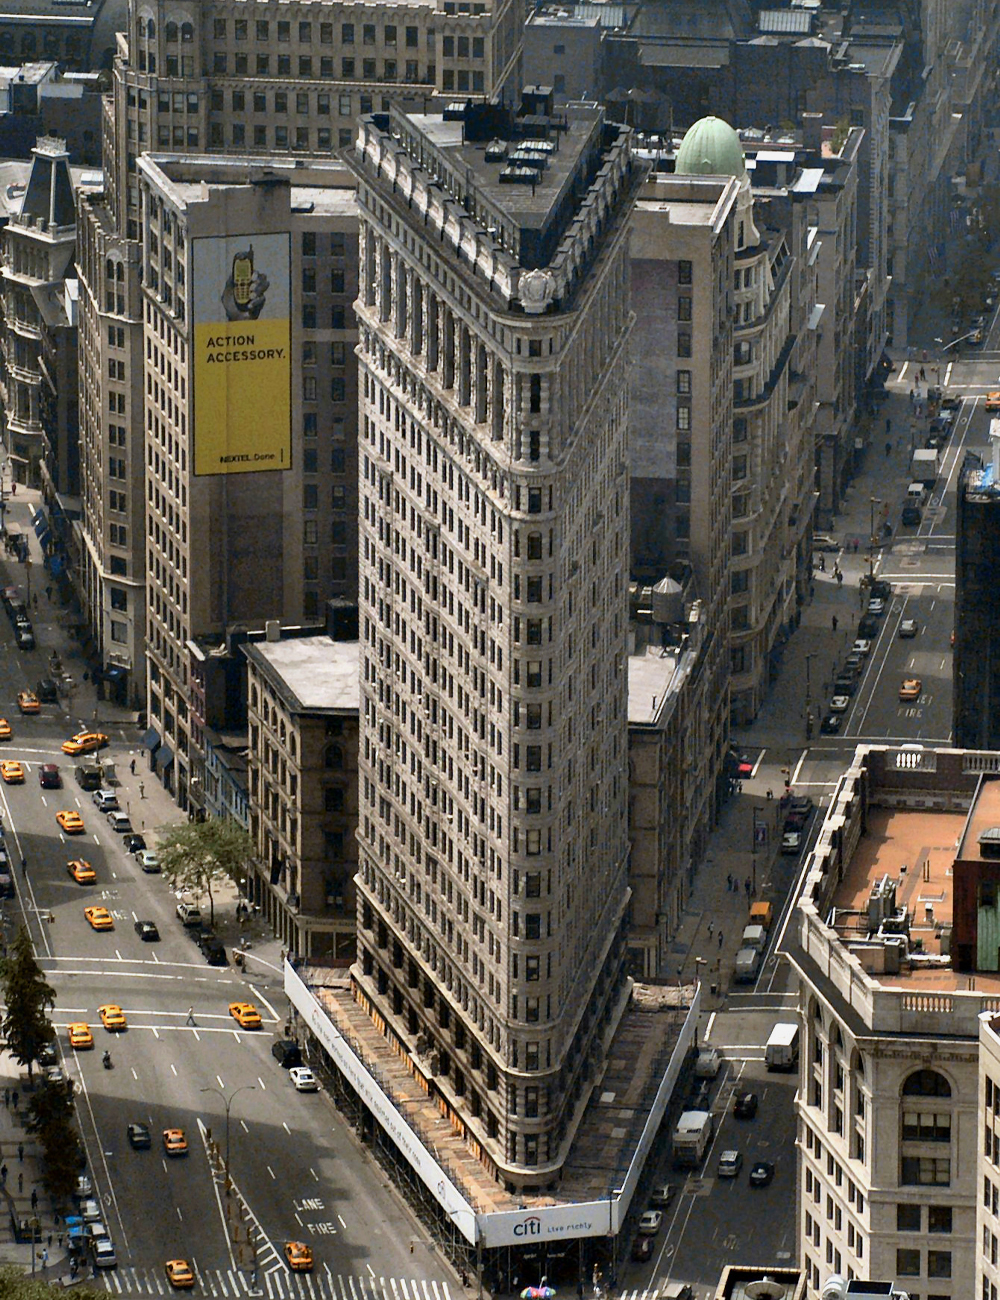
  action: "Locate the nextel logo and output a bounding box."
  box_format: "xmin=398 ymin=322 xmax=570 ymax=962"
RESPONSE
xmin=513 ymin=1217 xmax=542 ymax=1238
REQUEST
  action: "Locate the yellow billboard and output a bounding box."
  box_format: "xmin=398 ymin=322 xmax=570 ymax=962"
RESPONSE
xmin=192 ymin=233 xmax=291 ymax=476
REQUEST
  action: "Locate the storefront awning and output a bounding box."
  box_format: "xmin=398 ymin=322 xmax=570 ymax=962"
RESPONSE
xmin=153 ymin=743 xmax=174 ymax=771
xmin=103 ymin=665 xmax=126 ymax=681
xmin=141 ymin=726 xmax=160 ymax=752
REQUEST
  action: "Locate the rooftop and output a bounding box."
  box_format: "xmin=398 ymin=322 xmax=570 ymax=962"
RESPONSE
xmin=244 ymin=636 xmax=359 ymax=715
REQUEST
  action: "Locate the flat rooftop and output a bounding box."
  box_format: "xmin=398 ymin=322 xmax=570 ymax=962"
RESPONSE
xmin=302 ymin=969 xmax=686 ymax=1215
xmin=828 ymin=806 xmax=969 ymax=987
xmin=244 ymin=636 xmax=359 ymax=714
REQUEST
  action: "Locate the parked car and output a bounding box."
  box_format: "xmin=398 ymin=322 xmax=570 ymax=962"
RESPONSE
xmin=637 ymin=1210 xmax=663 ymax=1235
xmin=820 ymin=714 xmax=842 ymax=735
xmin=718 ymin=1150 xmax=742 ymax=1178
xmin=733 ymin=1092 xmax=758 ymax=1119
xmin=901 ymin=505 xmax=922 ymax=526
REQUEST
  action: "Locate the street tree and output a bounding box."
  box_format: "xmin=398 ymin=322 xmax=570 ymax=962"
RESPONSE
xmin=0 ymin=927 xmax=55 ymax=1078
xmin=0 ymin=1265 xmax=103 ymax=1298
xmin=25 ymin=1078 xmax=82 ymax=1202
xmin=156 ymin=818 xmax=254 ymax=924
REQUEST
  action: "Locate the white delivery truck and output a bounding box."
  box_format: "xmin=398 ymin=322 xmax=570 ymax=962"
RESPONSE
xmin=910 ymin=447 xmax=940 ymax=486
xmin=672 ymin=1110 xmax=713 ymax=1168
xmin=765 ymin=1021 xmax=800 ymax=1071
xmin=733 ymin=947 xmax=761 ymax=982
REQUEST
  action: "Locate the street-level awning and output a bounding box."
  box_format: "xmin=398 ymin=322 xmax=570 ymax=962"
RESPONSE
xmin=103 ymin=665 xmax=127 ymax=681
xmin=153 ymin=743 xmax=174 ymax=771
xmin=141 ymin=726 xmax=160 ymax=752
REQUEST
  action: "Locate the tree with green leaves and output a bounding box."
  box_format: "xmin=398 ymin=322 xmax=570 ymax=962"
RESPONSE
xmin=156 ymin=818 xmax=254 ymax=925
xmin=25 ymin=1078 xmax=82 ymax=1202
xmin=0 ymin=927 xmax=55 ymax=1079
xmin=0 ymin=1264 xmax=104 ymax=1297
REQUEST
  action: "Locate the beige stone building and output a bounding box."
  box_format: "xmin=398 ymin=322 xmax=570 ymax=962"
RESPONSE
xmin=131 ymin=153 xmax=357 ymax=807
xmin=787 ymin=745 xmax=1000 ymax=1299
xmin=349 ymin=94 xmax=640 ymax=1189
xmin=243 ymin=629 xmax=359 ymax=961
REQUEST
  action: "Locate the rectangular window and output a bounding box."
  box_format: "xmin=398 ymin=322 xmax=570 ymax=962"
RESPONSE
xmin=678 ymin=296 xmax=692 ymax=321
xmin=901 ymin=1157 xmax=950 ymax=1185
xmin=928 ymin=1206 xmax=952 ymax=1233
xmin=678 ymin=259 xmax=692 ymax=284
xmin=676 ymin=370 xmax=691 ymax=395
xmin=895 ymin=1249 xmax=920 ymax=1276
xmin=677 ymin=331 xmax=691 ymax=358
xmin=927 ymin=1251 xmax=951 ymax=1278
xmin=676 ymin=405 xmax=690 ymax=431
xmin=896 ymin=1204 xmax=921 ymax=1231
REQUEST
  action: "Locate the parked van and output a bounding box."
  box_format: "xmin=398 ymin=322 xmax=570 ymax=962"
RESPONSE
xmin=907 ymin=482 xmax=927 ymax=505
xmin=75 ymin=765 xmax=102 ymax=791
xmin=672 ymin=1110 xmax=713 ymax=1168
xmin=176 ymin=901 xmax=202 ymax=926
xmin=741 ymin=923 xmax=768 ymax=953
xmin=765 ymin=1022 xmax=800 ymax=1071
xmin=748 ymin=901 xmax=773 ymax=931
xmin=734 ymin=947 xmax=761 ymax=982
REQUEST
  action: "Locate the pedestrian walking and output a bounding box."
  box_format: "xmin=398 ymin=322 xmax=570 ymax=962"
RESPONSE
xmin=1 ymin=1163 xmax=8 ymax=1185
xmin=18 ymin=1142 xmax=24 ymax=1162
xmin=919 ymin=365 xmax=926 ymax=381
xmin=17 ymin=1172 xmax=22 ymax=1193
xmin=30 ymin=1188 xmax=37 ymax=1210
xmin=44 ymin=585 xmax=51 ymax=601
xmin=832 ymin=614 xmax=838 ymax=632
xmin=727 ymin=872 xmax=733 ymax=891
xmin=12 ymin=1090 xmax=18 ymax=1110
xmin=41 ymin=1249 xmax=47 ymax=1268
xmin=718 ymin=931 xmax=724 ymax=949
xmin=885 ymin=440 xmax=892 ymax=457
xmin=886 ymin=417 xmax=891 ymax=434
xmin=130 ymin=758 xmax=136 ymax=776
xmin=836 ymin=569 xmax=843 ymax=587
xmin=3 ymin=1087 xmax=8 ymax=1108
xmin=707 ymin=922 xmax=714 ymax=938
xmin=186 ymin=1006 xmax=195 ymax=1026
xmin=139 ymin=780 xmax=145 ymax=798
xmin=70 ymin=1259 xmax=78 ymax=1279
xmin=745 ymin=876 xmax=752 ymax=897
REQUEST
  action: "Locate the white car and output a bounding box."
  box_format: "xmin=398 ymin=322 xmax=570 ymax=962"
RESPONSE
xmin=867 ymin=598 xmax=885 ymax=616
xmin=288 ymin=1067 xmax=319 ymax=1092
xmin=828 ymin=695 xmax=850 ymax=714
xmin=92 ymin=1238 xmax=117 ymax=1269
xmin=718 ymin=1149 xmax=742 ymax=1178
xmin=781 ymin=830 xmax=803 ymax=855
xmin=637 ymin=1210 xmax=663 ymax=1235
xmin=851 ymin=639 xmax=871 ymax=657
xmin=135 ymin=850 xmax=161 ymax=873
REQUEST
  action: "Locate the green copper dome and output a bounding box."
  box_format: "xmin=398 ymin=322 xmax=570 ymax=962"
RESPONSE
xmin=675 ymin=116 xmax=746 ymax=179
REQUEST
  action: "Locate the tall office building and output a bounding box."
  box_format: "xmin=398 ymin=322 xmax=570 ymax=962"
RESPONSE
xmin=77 ymin=0 xmax=525 ymax=752
xmin=954 ymin=433 xmax=1000 ymax=749
xmin=350 ymin=95 xmax=640 ymax=1187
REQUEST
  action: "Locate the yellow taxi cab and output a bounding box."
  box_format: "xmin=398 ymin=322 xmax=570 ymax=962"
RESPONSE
xmin=67 ymin=859 xmax=96 ymax=884
xmin=0 ymin=718 xmax=12 ymax=740
xmin=98 ymin=1004 xmax=127 ymax=1031
xmin=899 ymin=677 xmax=922 ymax=702
xmin=165 ymin=1260 xmax=195 ymax=1289
xmin=162 ymin=1128 xmax=188 ymax=1157
xmin=68 ymin=1022 xmax=94 ymax=1050
xmin=228 ymin=1001 xmax=262 ymax=1030
xmin=61 ymin=731 xmax=108 ymax=756
xmin=85 ymin=906 xmax=114 ymax=931
xmin=1 ymin=760 xmax=24 ymax=784
xmin=987 ymin=392 xmax=1000 ymax=412
xmin=16 ymin=691 xmax=39 ymax=714
xmin=284 ymin=1242 xmax=314 ymax=1272
xmin=56 ymin=810 xmax=85 ymax=834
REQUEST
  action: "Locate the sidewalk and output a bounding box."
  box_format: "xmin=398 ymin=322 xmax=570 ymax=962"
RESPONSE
xmin=672 ymin=373 xmax=926 ymax=1002
xmin=0 ymin=487 xmax=285 ymax=1278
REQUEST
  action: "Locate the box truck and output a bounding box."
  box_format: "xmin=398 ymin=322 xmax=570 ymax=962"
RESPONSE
xmin=910 ymin=448 xmax=939 ymax=486
xmin=672 ymin=1110 xmax=713 ymax=1168
xmin=734 ymin=947 xmax=761 ymax=982
xmin=765 ymin=1022 xmax=800 ymax=1071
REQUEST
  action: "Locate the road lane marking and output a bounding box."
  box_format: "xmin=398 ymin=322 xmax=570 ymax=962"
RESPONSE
xmin=217 ymin=1074 xmax=225 ymax=1089
xmin=250 ymin=984 xmax=282 ymax=1023
xmin=257 ymin=1077 xmax=267 ymax=1091
xmin=267 ymin=1165 xmax=276 ymax=1179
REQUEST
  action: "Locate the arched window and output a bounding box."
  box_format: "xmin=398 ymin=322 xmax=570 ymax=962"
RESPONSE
xmin=250 ymin=686 xmax=258 ymax=710
xmin=181 ymin=22 xmax=194 ymax=42
xmin=147 ymin=19 xmax=156 ymax=38
xmin=116 ymin=263 xmax=124 ymax=282
xmin=902 ymin=1069 xmax=951 ymax=1097
xmin=106 ymin=258 xmax=115 ymax=280
xmin=138 ymin=17 xmax=146 ymax=37
xmin=325 ymin=744 xmax=343 ymax=770
xmin=166 ymin=22 xmax=178 ymax=42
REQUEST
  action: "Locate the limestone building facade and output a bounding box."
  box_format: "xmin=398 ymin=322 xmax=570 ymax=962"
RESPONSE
xmin=349 ymin=95 xmax=641 ymax=1189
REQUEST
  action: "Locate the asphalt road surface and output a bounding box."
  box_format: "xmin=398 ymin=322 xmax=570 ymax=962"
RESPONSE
xmin=0 ymin=681 xmax=454 ymax=1298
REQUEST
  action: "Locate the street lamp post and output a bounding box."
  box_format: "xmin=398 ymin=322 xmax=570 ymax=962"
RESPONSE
xmin=200 ymin=1084 xmax=256 ymax=1189
xmin=869 ymin=497 xmax=881 ymax=580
